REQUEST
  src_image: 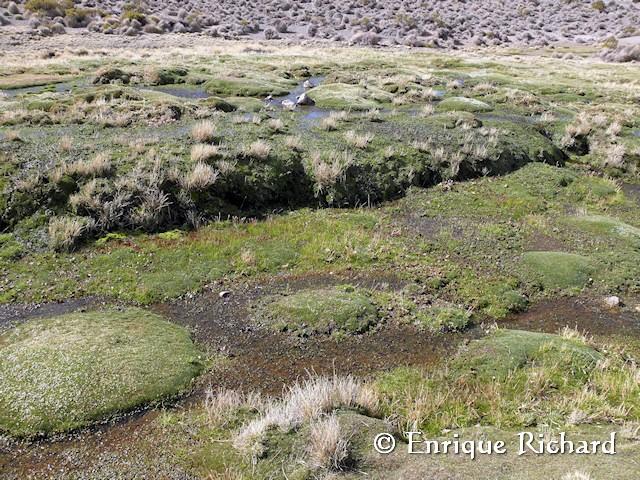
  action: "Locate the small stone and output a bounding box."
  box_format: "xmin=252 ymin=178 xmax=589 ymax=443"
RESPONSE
xmin=7 ymin=2 xmax=19 ymax=15
xmin=219 ymin=290 xmax=231 ymax=299
xmin=604 ymin=295 xmax=620 ymax=308
xmin=303 ymin=80 xmax=313 ymax=89
xmin=281 ymin=99 xmax=296 ymax=110
xmin=296 ymin=93 xmax=315 ymax=106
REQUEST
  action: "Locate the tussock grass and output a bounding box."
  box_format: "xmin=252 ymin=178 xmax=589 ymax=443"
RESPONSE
xmin=376 ymin=328 xmax=639 ymax=435
xmin=244 ymin=140 xmax=271 ymax=160
xmin=267 ymin=118 xmax=285 ymax=133
xmin=58 ymin=134 xmax=73 ymax=152
xmin=61 ymin=152 xmax=113 ymax=178
xmin=48 ymin=216 xmax=89 ymax=252
xmin=307 ymin=414 xmax=350 ymax=471
xmin=191 ymin=120 xmax=217 ymax=143
xmin=561 ymin=472 xmax=593 ymax=480
xmin=205 ymin=389 xmax=264 ymax=428
xmin=2 ymin=130 xmax=22 ymax=142
xmin=182 ymin=163 xmax=219 ymax=191
xmin=283 ymin=135 xmax=303 ymax=151
xmin=344 ymin=130 xmax=374 ymax=149
xmin=308 ymin=150 xmax=353 ymax=196
xmin=191 ymin=144 xmax=221 ymax=163
xmin=234 ymin=375 xmax=378 ymax=458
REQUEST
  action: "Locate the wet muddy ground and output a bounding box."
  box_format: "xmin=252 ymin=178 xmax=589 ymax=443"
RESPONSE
xmin=153 ymin=270 xmax=472 ymax=395
xmin=0 ymin=296 xmax=109 ymax=332
xmin=1 ymin=270 xmax=639 ymax=478
xmin=623 ymin=182 xmax=640 ymax=205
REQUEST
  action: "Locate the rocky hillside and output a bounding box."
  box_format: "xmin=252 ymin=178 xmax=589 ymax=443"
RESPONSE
xmin=1 ymin=0 xmax=639 ymax=48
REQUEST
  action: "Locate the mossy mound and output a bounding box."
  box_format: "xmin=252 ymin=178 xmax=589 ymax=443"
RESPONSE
xmin=414 ymin=305 xmax=471 ymax=332
xmin=568 ymin=215 xmax=640 ymax=242
xmin=258 ymin=286 xmax=380 ymax=336
xmin=145 ymin=67 xmax=188 ymax=86
xmin=307 ymin=83 xmax=393 ymax=110
xmin=199 ymin=96 xmax=237 ymax=112
xmin=452 ymin=329 xmax=601 ymax=380
xmin=376 ymin=329 xmax=609 ymax=434
xmin=0 ymin=308 xmax=204 ymax=437
xmin=521 ymin=251 xmax=593 ymax=289
xmin=437 ymin=96 xmax=493 ymax=113
xmin=224 ymin=96 xmax=265 ymax=112
xmin=204 ymin=75 xmax=296 ymax=97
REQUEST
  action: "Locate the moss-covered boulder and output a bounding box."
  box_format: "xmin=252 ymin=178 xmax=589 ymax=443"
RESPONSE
xmin=257 ymin=285 xmax=380 ymax=336
xmin=521 ymin=251 xmax=594 ymax=289
xmin=0 ymin=308 xmax=204 ymax=437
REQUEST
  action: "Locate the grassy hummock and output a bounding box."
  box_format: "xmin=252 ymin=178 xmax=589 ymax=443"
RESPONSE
xmin=414 ymin=305 xmax=471 ymax=332
xmin=521 ymin=251 xmax=594 ymax=289
xmin=437 ymin=96 xmax=493 ymax=113
xmin=568 ymin=214 xmax=640 ymax=243
xmin=375 ymin=329 xmax=639 ymax=435
xmin=257 ymin=285 xmax=380 ymax=336
xmin=0 ymin=308 xmax=204 ymax=438
xmin=307 ymin=83 xmax=393 ymax=110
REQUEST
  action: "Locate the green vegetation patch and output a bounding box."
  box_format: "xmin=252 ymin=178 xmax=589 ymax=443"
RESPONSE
xmin=414 ymin=305 xmax=471 ymax=332
xmin=257 ymin=285 xmax=380 ymax=335
xmin=521 ymin=251 xmax=594 ymax=289
xmin=437 ymin=96 xmax=493 ymax=113
xmin=375 ymin=329 xmax=637 ymax=435
xmin=0 ymin=233 xmax=23 ymax=261
xmin=307 ymin=83 xmax=393 ymax=110
xmin=203 ymin=75 xmax=296 ymax=97
xmin=452 ymin=329 xmax=600 ymax=379
xmin=568 ymin=215 xmax=640 ymax=242
xmin=0 ymin=308 xmax=204 ymax=437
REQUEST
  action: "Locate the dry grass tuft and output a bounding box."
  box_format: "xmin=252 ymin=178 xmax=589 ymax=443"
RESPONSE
xmin=561 ymin=472 xmax=593 ymax=480
xmin=205 ymin=388 xmax=264 ymax=428
xmin=307 ymin=414 xmax=350 ymax=471
xmin=67 ymin=152 xmax=113 ymax=177
xmin=181 ymin=163 xmax=219 ymax=191
xmin=48 ymin=216 xmax=88 ymax=252
xmin=419 ymin=104 xmax=435 ymax=117
xmin=3 ymin=130 xmax=22 ymax=142
xmin=605 ymin=144 xmax=626 ymax=169
xmin=245 ymin=140 xmax=271 ymax=160
xmin=320 ymin=116 xmax=338 ymax=131
xmin=234 ymin=375 xmax=377 ymax=456
xmin=191 ymin=121 xmax=217 ymax=143
xmin=191 ymin=144 xmax=221 ymax=163
xmin=215 ymin=158 xmax=237 ymax=176
xmin=58 ymin=135 xmax=73 ymax=153
xmin=206 ymin=468 xmax=247 ymax=480
xmin=309 ymin=150 xmax=354 ymax=194
xmin=284 ymin=135 xmax=303 ymax=151
xmin=267 ymin=118 xmax=285 ymax=133
xmin=344 ymin=130 xmax=374 ymax=149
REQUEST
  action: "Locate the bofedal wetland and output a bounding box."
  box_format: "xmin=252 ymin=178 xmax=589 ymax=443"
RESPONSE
xmin=1 ymin=2 xmax=640 ymax=478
